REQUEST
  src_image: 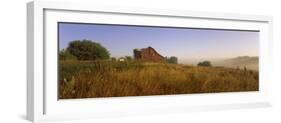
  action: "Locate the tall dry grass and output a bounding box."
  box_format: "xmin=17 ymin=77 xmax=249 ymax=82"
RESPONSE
xmin=59 ymin=60 xmax=258 ymax=99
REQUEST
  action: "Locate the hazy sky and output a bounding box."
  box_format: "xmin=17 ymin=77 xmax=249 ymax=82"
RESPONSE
xmin=59 ymin=23 xmax=259 ymax=63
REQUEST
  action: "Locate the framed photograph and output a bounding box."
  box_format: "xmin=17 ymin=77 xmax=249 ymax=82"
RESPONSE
xmin=27 ymin=1 xmax=273 ymax=122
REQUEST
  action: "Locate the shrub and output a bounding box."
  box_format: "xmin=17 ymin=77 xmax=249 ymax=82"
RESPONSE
xmin=59 ymin=49 xmax=77 ymax=61
xmin=125 ymin=56 xmax=133 ymax=61
xmin=166 ymin=56 xmax=178 ymax=64
xmin=198 ymin=61 xmax=212 ymax=67
xmin=67 ymin=39 xmax=110 ymax=60
xmin=111 ymin=57 xmax=117 ymax=61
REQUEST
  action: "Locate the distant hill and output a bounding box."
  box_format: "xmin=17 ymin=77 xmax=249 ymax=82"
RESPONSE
xmin=212 ymin=56 xmax=259 ymax=71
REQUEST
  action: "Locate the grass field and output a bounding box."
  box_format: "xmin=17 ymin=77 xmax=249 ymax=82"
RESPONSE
xmin=59 ymin=60 xmax=259 ymax=99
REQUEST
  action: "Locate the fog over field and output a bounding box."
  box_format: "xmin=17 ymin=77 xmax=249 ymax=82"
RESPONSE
xmin=179 ymin=56 xmax=258 ymax=71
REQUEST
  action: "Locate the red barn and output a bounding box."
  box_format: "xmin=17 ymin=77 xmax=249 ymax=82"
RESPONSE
xmin=133 ymin=46 xmax=165 ymax=62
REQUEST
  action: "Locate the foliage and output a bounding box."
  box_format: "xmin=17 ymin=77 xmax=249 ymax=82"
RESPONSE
xmin=125 ymin=56 xmax=133 ymax=61
xmin=67 ymin=40 xmax=110 ymax=60
xmin=166 ymin=56 xmax=178 ymax=64
xmin=198 ymin=61 xmax=212 ymax=67
xmin=111 ymin=57 xmax=117 ymax=61
xmin=59 ymin=49 xmax=77 ymax=61
xmin=59 ymin=60 xmax=258 ymax=99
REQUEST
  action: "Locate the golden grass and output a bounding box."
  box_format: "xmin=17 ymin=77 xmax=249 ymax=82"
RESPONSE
xmin=59 ymin=60 xmax=258 ymax=99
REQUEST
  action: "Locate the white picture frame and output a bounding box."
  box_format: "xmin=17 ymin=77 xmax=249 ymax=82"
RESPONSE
xmin=27 ymin=0 xmax=273 ymax=122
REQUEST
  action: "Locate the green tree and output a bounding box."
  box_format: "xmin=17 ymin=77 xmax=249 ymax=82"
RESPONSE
xmin=125 ymin=56 xmax=133 ymax=61
xmin=67 ymin=40 xmax=110 ymax=60
xmin=59 ymin=49 xmax=77 ymax=61
xmin=166 ymin=56 xmax=178 ymax=64
xmin=197 ymin=61 xmax=212 ymax=67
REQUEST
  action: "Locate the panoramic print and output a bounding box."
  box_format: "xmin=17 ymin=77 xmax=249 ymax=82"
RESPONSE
xmin=58 ymin=22 xmax=259 ymax=99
